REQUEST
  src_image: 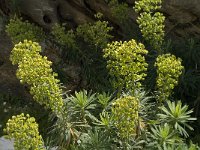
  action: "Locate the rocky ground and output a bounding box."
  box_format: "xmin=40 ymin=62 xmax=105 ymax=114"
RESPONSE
xmin=0 ymin=30 xmax=31 ymax=100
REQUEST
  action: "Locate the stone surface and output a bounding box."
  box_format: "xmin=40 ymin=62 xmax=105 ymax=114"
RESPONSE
xmin=19 ymin=0 xmax=59 ymax=29
xmin=0 ymin=137 xmax=57 ymax=150
xmin=0 ymin=32 xmax=30 ymax=99
xmin=162 ymin=0 xmax=200 ymax=39
xmin=0 ymin=137 xmax=14 ymax=150
xmin=7 ymin=0 xmax=199 ymax=39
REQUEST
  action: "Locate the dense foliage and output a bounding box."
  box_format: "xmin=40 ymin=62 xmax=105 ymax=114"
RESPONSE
xmin=112 ymin=96 xmax=139 ymax=139
xmin=6 ymin=17 xmax=45 ymax=43
xmin=135 ymin=0 xmax=165 ymax=52
xmin=155 ymin=54 xmax=184 ymax=102
xmin=10 ymin=40 xmax=63 ymax=114
xmin=103 ymin=39 xmax=148 ymax=91
xmin=4 ymin=113 xmax=44 ymax=150
xmin=1 ymin=0 xmax=200 ymax=149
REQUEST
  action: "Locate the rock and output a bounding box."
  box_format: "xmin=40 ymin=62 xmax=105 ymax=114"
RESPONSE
xmin=58 ymin=0 xmax=93 ymax=25
xmin=19 ymin=0 xmax=59 ymax=29
xmin=0 ymin=33 xmax=31 ymax=99
xmin=162 ymin=0 xmax=200 ymax=39
xmin=10 ymin=0 xmax=200 ymax=40
xmin=0 ymin=137 xmax=58 ymax=150
xmin=0 ymin=137 xmax=14 ymax=150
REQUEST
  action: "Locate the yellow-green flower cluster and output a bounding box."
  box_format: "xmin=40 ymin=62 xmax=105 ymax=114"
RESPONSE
xmin=10 ymin=40 xmax=42 ymax=65
xmin=76 ymin=20 xmax=113 ymax=48
xmin=6 ymin=17 xmax=45 ymax=43
xmin=155 ymin=54 xmax=184 ymax=101
xmin=112 ymin=96 xmax=139 ymax=138
xmin=51 ymin=24 xmax=77 ymax=49
xmin=134 ymin=0 xmax=165 ymax=51
xmin=10 ymin=40 xmax=63 ymax=113
xmin=135 ymin=0 xmax=162 ymax=13
xmin=4 ymin=113 xmax=44 ymax=150
xmin=103 ymin=39 xmax=148 ymax=90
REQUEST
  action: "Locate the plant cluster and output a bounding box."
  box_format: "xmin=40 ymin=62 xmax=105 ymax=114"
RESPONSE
xmin=135 ymin=0 xmax=162 ymax=12
xmin=135 ymin=0 xmax=165 ymax=52
xmin=158 ymin=100 xmax=196 ymax=137
xmin=47 ymin=90 xmax=198 ymax=150
xmin=51 ymin=16 xmax=113 ymax=50
xmin=76 ymin=19 xmax=113 ymax=48
xmin=147 ymin=100 xmax=197 ymax=149
xmin=51 ymin=24 xmax=77 ymax=49
xmin=112 ymin=96 xmax=139 ymax=139
xmin=2 ymin=0 xmax=200 ymax=149
xmin=108 ymin=0 xmax=129 ymax=24
xmin=103 ymin=39 xmax=148 ymax=91
xmin=155 ymin=54 xmax=184 ymax=101
xmin=10 ymin=40 xmax=63 ymax=113
xmin=4 ymin=113 xmax=44 ymax=150
xmin=6 ymin=17 xmax=45 ymax=43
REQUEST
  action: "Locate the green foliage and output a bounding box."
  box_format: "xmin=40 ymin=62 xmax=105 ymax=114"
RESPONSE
xmin=97 ymin=110 xmax=113 ymax=129
xmin=147 ymin=100 xmax=197 ymax=149
xmin=67 ymin=90 xmax=97 ymax=123
xmin=135 ymin=0 xmax=165 ymax=52
xmin=76 ymin=19 xmax=113 ymax=48
xmin=51 ymin=24 xmax=77 ymax=49
xmin=108 ymin=0 xmax=129 ymax=24
xmin=149 ymin=123 xmax=180 ymax=149
xmin=166 ymin=142 xmax=200 ymax=150
xmin=97 ymin=92 xmax=111 ymax=109
xmin=72 ymin=129 xmax=112 ymax=150
xmin=136 ymin=12 xmax=165 ymax=51
xmin=135 ymin=0 xmax=162 ymax=13
xmin=3 ymin=0 xmax=200 ymax=149
xmin=10 ymin=39 xmax=42 ymax=65
xmin=103 ymin=39 xmax=148 ymax=91
xmin=10 ymin=40 xmax=63 ymax=114
xmin=50 ymin=18 xmax=113 ymax=92
xmin=47 ymin=90 xmax=98 ymax=149
xmin=6 ymin=17 xmax=45 ymax=43
xmin=155 ymin=54 xmax=184 ymax=102
xmin=0 ymin=93 xmax=51 ymax=139
xmin=173 ymin=38 xmax=200 ymax=69
xmin=112 ymin=96 xmax=139 ymax=139
xmin=158 ymin=100 xmax=196 ymax=137
xmin=4 ymin=113 xmax=44 ymax=150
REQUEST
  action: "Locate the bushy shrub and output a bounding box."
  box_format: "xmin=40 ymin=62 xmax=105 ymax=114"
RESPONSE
xmin=112 ymin=96 xmax=139 ymax=139
xmin=108 ymin=0 xmax=129 ymax=24
xmin=10 ymin=40 xmax=63 ymax=114
xmin=76 ymin=19 xmax=113 ymax=48
xmin=103 ymin=39 xmax=148 ymax=91
xmin=4 ymin=113 xmax=44 ymax=150
xmin=6 ymin=17 xmax=45 ymax=43
xmin=155 ymin=54 xmax=184 ymax=101
xmin=51 ymin=24 xmax=77 ymax=49
xmin=135 ymin=0 xmax=165 ymax=52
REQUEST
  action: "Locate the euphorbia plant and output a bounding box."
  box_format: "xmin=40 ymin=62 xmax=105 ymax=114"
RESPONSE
xmin=103 ymin=39 xmax=148 ymax=93
xmin=4 ymin=113 xmax=44 ymax=150
xmin=10 ymin=40 xmax=63 ymax=114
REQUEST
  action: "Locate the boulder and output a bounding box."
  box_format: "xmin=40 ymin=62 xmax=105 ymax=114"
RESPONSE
xmin=0 ymin=137 xmax=14 ymax=150
xmin=13 ymin=0 xmax=200 ymax=39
